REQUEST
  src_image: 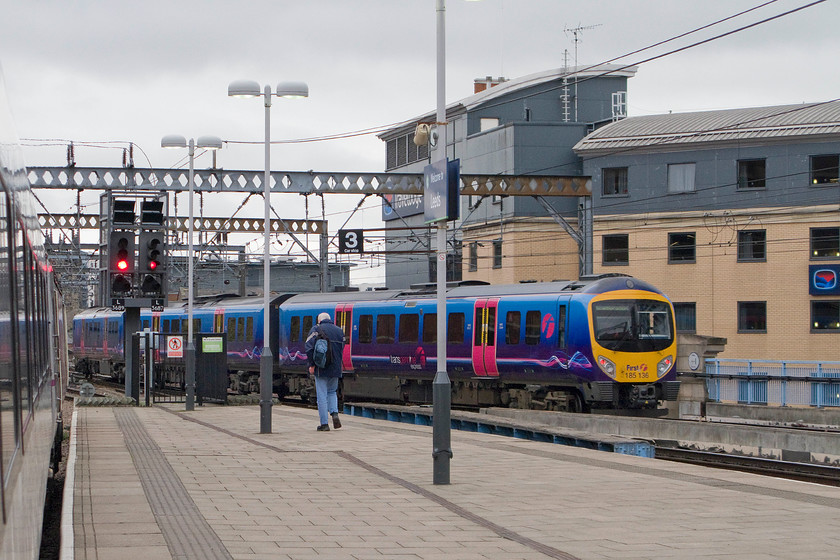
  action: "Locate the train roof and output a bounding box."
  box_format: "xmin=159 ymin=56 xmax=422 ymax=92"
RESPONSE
xmin=280 ymin=275 xmax=665 ymax=305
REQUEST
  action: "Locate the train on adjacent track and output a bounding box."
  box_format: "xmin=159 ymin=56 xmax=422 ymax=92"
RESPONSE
xmin=0 ymin=71 xmax=70 ymax=560
xmin=73 ymin=274 xmax=679 ymax=412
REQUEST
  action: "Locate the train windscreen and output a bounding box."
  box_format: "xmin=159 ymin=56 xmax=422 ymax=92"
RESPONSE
xmin=592 ymin=299 xmax=673 ymax=352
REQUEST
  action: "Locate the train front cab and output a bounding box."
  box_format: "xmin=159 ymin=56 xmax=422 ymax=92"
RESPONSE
xmin=586 ymin=286 xmax=679 ymax=408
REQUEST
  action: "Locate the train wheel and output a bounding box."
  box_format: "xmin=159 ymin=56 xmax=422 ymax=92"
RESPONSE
xmin=568 ymin=392 xmax=584 ymax=413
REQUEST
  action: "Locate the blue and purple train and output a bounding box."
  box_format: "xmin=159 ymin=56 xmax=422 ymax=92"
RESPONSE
xmin=72 ymin=274 xmax=679 ymax=411
xmin=0 ymin=69 xmax=70 ymax=560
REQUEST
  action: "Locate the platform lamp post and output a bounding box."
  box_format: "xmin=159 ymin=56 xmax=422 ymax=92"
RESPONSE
xmin=431 ymin=0 xmax=482 ymax=485
xmin=161 ymin=134 xmax=223 ymax=412
xmin=228 ymin=79 xmax=309 ymax=434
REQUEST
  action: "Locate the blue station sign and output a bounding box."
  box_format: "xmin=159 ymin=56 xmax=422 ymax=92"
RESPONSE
xmin=423 ymin=158 xmax=460 ymax=224
xmin=809 ymin=264 xmax=840 ymax=296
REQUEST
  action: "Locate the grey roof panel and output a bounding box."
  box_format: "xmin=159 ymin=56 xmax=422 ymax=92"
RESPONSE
xmin=574 ymin=101 xmax=840 ymax=152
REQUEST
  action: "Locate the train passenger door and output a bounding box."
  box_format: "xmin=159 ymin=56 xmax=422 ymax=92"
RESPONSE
xmin=472 ymin=298 xmax=500 ymax=377
xmin=213 ymin=308 xmax=225 ymax=334
xmin=334 ymin=304 xmax=353 ymax=371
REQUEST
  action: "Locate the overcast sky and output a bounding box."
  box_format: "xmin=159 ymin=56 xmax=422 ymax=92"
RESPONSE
xmin=2 ymin=0 xmax=838 ymax=283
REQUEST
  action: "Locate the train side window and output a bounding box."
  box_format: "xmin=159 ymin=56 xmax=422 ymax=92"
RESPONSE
xmin=422 ymin=313 xmax=436 ymax=344
xmin=246 ymin=317 xmax=254 ymax=339
xmin=193 ymin=318 xmax=201 ymax=334
xmin=227 ymin=318 xmax=235 ymax=341
xmin=376 ymin=314 xmax=395 ymax=344
xmin=486 ymin=307 xmax=496 ymax=346
xmin=237 ymin=317 xmax=245 ymax=341
xmin=399 ymin=314 xmax=419 ymax=344
xmin=163 ymin=319 xmax=170 ymax=333
xmin=525 ymin=310 xmax=541 ymax=345
xmin=447 ymin=312 xmax=465 ymax=344
xmin=143 ymin=319 xmax=149 ymax=330
xmin=557 ymin=306 xmax=567 ymax=349
xmin=290 ymin=316 xmax=301 ymax=342
xmin=376 ymin=313 xmax=397 ymax=344
xmin=303 ymin=316 xmax=313 ymax=337
xmin=505 ymin=311 xmax=521 ymax=345
xmin=359 ymin=314 xmax=373 ymax=344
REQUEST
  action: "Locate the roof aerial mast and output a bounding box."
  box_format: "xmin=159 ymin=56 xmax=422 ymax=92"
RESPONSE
xmin=563 ymin=22 xmax=602 ymax=122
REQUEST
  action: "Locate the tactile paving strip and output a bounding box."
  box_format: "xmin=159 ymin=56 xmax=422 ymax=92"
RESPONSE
xmin=115 ymin=408 xmax=233 ymax=560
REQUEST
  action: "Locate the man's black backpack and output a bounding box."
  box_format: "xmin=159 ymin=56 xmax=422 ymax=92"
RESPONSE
xmin=313 ymin=326 xmax=331 ymax=369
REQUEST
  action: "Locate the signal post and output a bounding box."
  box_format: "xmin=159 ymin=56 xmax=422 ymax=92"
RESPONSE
xmin=101 ymin=193 xmax=168 ymax=402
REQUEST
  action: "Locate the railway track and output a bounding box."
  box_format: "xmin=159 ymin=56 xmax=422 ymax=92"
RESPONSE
xmin=653 ymin=445 xmax=840 ymax=486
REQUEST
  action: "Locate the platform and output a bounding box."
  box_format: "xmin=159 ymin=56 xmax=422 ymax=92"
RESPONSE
xmin=64 ymin=403 xmax=840 ymax=560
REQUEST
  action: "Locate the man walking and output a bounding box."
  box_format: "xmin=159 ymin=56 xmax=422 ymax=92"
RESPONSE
xmin=305 ymin=312 xmax=345 ymax=431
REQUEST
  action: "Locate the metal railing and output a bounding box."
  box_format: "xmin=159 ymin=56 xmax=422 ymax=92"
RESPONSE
xmin=703 ymin=359 xmax=840 ymax=407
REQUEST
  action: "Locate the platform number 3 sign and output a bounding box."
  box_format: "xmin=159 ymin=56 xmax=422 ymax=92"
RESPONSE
xmin=338 ymin=229 xmax=364 ymax=254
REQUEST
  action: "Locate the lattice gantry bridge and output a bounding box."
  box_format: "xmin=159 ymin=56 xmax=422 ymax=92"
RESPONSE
xmin=31 ymin=166 xmax=595 ymax=297
xmin=28 ymin=167 xmax=592 ymax=197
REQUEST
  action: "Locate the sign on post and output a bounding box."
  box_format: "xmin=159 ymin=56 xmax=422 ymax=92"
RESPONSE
xmin=424 ymin=158 xmax=460 ymax=224
xmin=167 ymin=335 xmax=184 ymax=358
xmin=338 ymin=229 xmax=364 ymax=254
xmin=202 ymin=336 xmax=224 ymax=353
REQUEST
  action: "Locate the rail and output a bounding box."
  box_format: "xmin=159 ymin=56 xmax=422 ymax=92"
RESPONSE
xmin=699 ymin=359 xmax=840 ymax=408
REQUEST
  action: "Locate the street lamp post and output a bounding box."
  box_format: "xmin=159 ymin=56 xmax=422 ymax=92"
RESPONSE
xmin=432 ymin=0 xmax=452 ymax=486
xmin=229 ymin=80 xmax=308 ymax=434
xmin=161 ymin=134 xmax=223 ymax=411
xmin=431 ymin=0 xmax=481 ymax=485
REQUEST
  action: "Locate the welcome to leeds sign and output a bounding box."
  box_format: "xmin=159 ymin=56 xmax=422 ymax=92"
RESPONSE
xmin=424 ymin=158 xmax=460 ymax=224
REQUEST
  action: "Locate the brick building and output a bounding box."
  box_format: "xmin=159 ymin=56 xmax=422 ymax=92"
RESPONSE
xmin=574 ymin=102 xmax=840 ymax=361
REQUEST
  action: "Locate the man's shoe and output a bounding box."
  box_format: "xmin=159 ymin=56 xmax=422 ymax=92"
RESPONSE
xmin=331 ymin=413 xmax=341 ymax=429
xmin=316 ymin=424 xmax=330 ymax=431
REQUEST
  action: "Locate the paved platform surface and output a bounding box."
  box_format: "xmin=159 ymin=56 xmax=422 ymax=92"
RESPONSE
xmin=64 ymin=403 xmax=840 ymax=560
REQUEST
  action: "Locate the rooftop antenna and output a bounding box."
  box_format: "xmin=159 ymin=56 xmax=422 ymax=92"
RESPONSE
xmin=563 ymin=23 xmax=602 ymax=122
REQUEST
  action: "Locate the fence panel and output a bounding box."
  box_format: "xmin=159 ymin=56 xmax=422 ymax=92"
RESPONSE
xmin=704 ymin=359 xmax=840 ymax=408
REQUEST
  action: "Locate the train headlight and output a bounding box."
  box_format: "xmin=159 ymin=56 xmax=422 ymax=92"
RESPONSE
xmin=657 ymin=355 xmax=674 ymax=377
xmin=597 ymin=355 xmax=616 ymax=379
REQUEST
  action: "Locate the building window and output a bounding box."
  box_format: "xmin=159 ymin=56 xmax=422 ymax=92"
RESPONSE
xmin=492 ymin=240 xmax=502 ymax=269
xmin=737 ymin=159 xmax=766 ymax=189
xmin=673 ymin=303 xmax=696 ymax=333
xmin=667 ymin=163 xmax=696 ymax=193
xmin=810 ymin=154 xmax=839 ymax=185
xmin=812 ymin=301 xmax=840 ymax=331
xmin=602 ymin=234 xmax=629 ymax=265
xmin=602 ymin=167 xmax=628 ymax=196
xmin=668 ymin=232 xmax=696 ymax=263
xmin=738 ymin=301 xmax=767 ymax=333
xmin=811 ymin=227 xmax=840 ymax=259
xmin=737 ymin=230 xmax=766 ymax=262
xmin=469 ymin=242 xmax=478 ymax=272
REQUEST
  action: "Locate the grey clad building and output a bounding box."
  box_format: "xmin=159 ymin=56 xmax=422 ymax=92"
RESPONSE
xmin=379 ymin=66 xmax=839 ymax=362
xmin=378 ymin=65 xmax=636 ymax=289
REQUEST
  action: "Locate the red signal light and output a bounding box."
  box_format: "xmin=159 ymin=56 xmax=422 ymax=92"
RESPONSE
xmin=117 ymin=259 xmax=129 ymax=271
xmin=149 ymin=260 xmax=158 ymax=270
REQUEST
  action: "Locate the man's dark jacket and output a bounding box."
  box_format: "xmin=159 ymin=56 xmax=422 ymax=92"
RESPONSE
xmin=305 ymin=319 xmax=344 ymax=378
